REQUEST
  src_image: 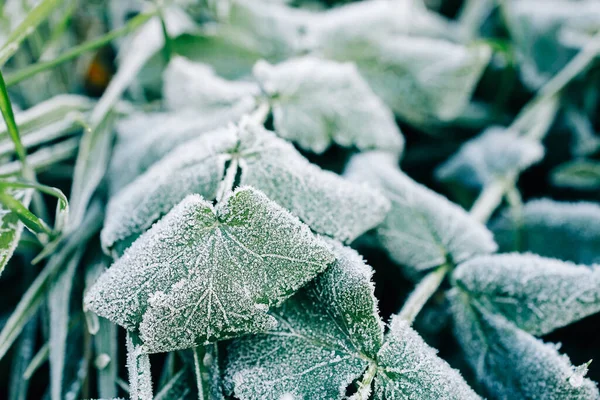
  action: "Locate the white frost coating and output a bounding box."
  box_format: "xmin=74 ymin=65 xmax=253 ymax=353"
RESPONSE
xmin=253 ymin=56 xmax=404 ymax=156
xmin=225 ymin=239 xmax=383 ymax=400
xmin=373 ymin=316 xmax=480 ymax=400
xmin=450 ymin=293 xmax=600 ymax=399
xmin=311 ymin=2 xmax=490 ymax=124
xmin=454 ymin=253 xmax=600 ymax=336
xmin=101 ymin=127 xmax=236 ymax=253
xmin=109 ymin=105 xmax=251 ymax=192
xmin=126 ymin=332 xmax=153 ymax=400
xmin=345 ymin=152 xmax=497 ymax=275
xmin=163 ymin=56 xmax=259 ymax=112
xmin=491 ymin=199 xmax=600 ymax=265
xmin=102 ymin=122 xmax=390 ymax=253
xmin=436 ymin=127 xmax=544 ymax=188
xmin=88 ymin=187 xmax=334 ymax=353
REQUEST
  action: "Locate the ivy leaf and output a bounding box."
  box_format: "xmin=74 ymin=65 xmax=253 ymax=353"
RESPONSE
xmin=453 ymin=253 xmax=600 ymax=336
xmin=373 ymin=316 xmax=480 ymax=400
xmin=0 ymin=187 xmax=31 ymax=276
xmin=551 ymin=160 xmax=600 ymax=191
xmin=86 ymin=187 xmax=334 ymax=353
xmin=225 ymin=240 xmax=478 ymax=400
xmin=253 ymin=56 xmax=404 ymax=156
xmin=450 ymin=291 xmax=600 ymax=399
xmin=436 ymin=127 xmax=544 ymax=189
xmin=102 ymin=122 xmax=389 ymax=254
xmin=345 ymin=152 xmax=497 ymax=275
xmin=313 ymin=2 xmax=491 ymax=124
xmin=108 ymin=106 xmax=249 ymax=193
xmin=163 ymin=56 xmax=259 ymax=112
xmin=491 ymin=199 xmax=600 ymax=265
xmin=224 ymin=239 xmax=383 ymax=400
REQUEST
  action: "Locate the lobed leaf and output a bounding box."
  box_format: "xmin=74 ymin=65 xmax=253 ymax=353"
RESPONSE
xmin=345 ymin=152 xmax=497 ymax=275
xmin=87 ymin=187 xmax=334 ymax=352
xmin=450 ymin=291 xmax=600 ymax=399
xmin=253 ymin=56 xmax=404 ymax=156
xmin=373 ymin=316 xmax=480 ymax=400
xmin=436 ymin=127 xmax=544 ymax=189
xmin=102 ymin=122 xmax=389 ymax=253
xmin=491 ymin=199 xmax=600 ymax=265
xmin=453 ymin=253 xmax=600 ymax=336
xmin=225 ymin=239 xmax=383 ymax=400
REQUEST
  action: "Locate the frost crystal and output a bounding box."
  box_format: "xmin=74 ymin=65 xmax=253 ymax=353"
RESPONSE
xmin=491 ymin=199 xmax=600 ymax=265
xmin=453 ymin=253 xmax=600 ymax=336
xmin=450 ymin=290 xmax=600 ymax=399
xmin=102 ymin=122 xmax=389 ymax=253
xmin=87 ymin=187 xmax=334 ymax=353
xmin=436 ymin=127 xmax=544 ymax=188
xmin=373 ymin=316 xmax=480 ymax=400
xmin=345 ymin=152 xmax=497 ymax=275
xmin=225 ymin=239 xmax=383 ymax=400
xmin=253 ymin=56 xmax=404 ymax=156
xmin=163 ymin=56 xmax=259 ymax=112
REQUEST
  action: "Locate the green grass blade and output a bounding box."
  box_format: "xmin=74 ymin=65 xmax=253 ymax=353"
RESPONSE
xmin=0 ymin=0 xmax=64 ymax=67
xmin=0 ymin=137 xmax=79 ymax=176
xmin=0 ymin=70 xmax=28 ymax=172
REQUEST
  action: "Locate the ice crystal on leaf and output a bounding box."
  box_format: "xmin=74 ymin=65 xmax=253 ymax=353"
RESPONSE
xmin=225 ymin=240 xmax=478 ymax=400
xmin=436 ymin=127 xmax=544 ymax=189
xmin=491 ymin=199 xmax=600 ymax=265
xmin=345 ymin=152 xmax=497 ymax=275
xmin=450 ymin=292 xmax=600 ymax=399
xmin=453 ymin=253 xmax=600 ymax=336
xmin=87 ymin=187 xmax=334 ymax=353
xmin=253 ymin=56 xmax=404 ymax=156
xmin=102 ymin=122 xmax=389 ymax=254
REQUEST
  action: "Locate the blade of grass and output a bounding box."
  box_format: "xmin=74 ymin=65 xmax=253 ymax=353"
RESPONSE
xmin=0 ymin=137 xmax=79 ymax=176
xmin=0 ymin=70 xmax=29 ymax=175
xmin=0 ymin=0 xmax=64 ymax=67
xmin=0 ymin=190 xmax=53 ymax=238
xmin=5 ymin=12 xmax=156 ymax=87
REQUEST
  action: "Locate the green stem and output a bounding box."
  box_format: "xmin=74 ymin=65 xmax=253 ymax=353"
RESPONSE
xmin=5 ymin=12 xmax=156 ymax=87
xmin=193 ymin=346 xmax=209 ymax=400
xmin=158 ymin=9 xmax=173 ymax=62
xmin=397 ymin=263 xmax=450 ymax=324
xmin=469 ymin=177 xmax=513 ymax=224
xmin=351 ymin=362 xmax=377 ymax=400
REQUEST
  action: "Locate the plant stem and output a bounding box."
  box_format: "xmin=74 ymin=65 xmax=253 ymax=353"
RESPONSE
xmin=469 ymin=177 xmax=513 ymax=224
xmin=193 ymin=346 xmax=209 ymax=400
xmin=216 ymin=157 xmax=239 ymax=202
xmin=397 ymin=263 xmax=450 ymax=324
xmin=5 ymin=12 xmax=156 ymax=87
xmin=350 ymin=362 xmax=377 ymax=400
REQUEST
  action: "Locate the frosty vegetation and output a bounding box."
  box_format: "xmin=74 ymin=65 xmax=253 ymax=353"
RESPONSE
xmin=0 ymin=0 xmax=599 ymax=400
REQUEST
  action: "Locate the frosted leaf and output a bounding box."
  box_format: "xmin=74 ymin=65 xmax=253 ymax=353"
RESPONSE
xmin=87 ymin=187 xmax=334 ymax=353
xmin=224 ymin=239 xmax=383 ymax=400
xmin=163 ymin=56 xmax=259 ymax=112
xmin=373 ymin=316 xmax=480 ymax=400
xmin=253 ymin=56 xmax=404 ymax=156
xmin=450 ymin=292 xmax=600 ymax=399
xmin=0 ymin=187 xmax=31 ymax=276
xmin=454 ymin=253 xmax=600 ymax=336
xmin=503 ymin=0 xmax=600 ymax=88
xmin=102 ymin=122 xmax=389 ymax=253
xmin=436 ymin=127 xmax=544 ymax=189
xmin=101 ymin=127 xmax=236 ymax=254
xmin=345 ymin=152 xmax=497 ymax=275
xmin=109 ymin=105 xmax=251 ymax=193
xmin=312 ymin=3 xmax=491 ymax=124
xmin=551 ymin=160 xmax=600 ymax=191
xmin=491 ymin=199 xmax=600 ymax=265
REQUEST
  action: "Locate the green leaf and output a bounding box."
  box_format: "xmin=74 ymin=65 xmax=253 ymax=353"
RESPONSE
xmin=102 ymin=122 xmax=389 ymax=253
xmin=225 ymin=239 xmax=478 ymax=400
xmin=436 ymin=127 xmax=544 ymax=189
xmin=491 ymin=199 xmax=600 ymax=265
xmin=453 ymin=253 xmax=600 ymax=336
xmin=373 ymin=316 xmax=480 ymax=400
xmin=345 ymin=152 xmax=497 ymax=276
xmin=0 ymin=186 xmax=31 ymax=276
xmin=253 ymin=56 xmax=404 ymax=156
xmin=551 ymin=160 xmax=600 ymax=191
xmin=313 ymin=1 xmax=490 ymax=124
xmin=450 ymin=290 xmax=600 ymax=399
xmin=225 ymin=239 xmax=383 ymax=400
xmin=86 ymin=187 xmax=334 ymax=352
xmin=163 ymin=56 xmax=258 ymax=113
